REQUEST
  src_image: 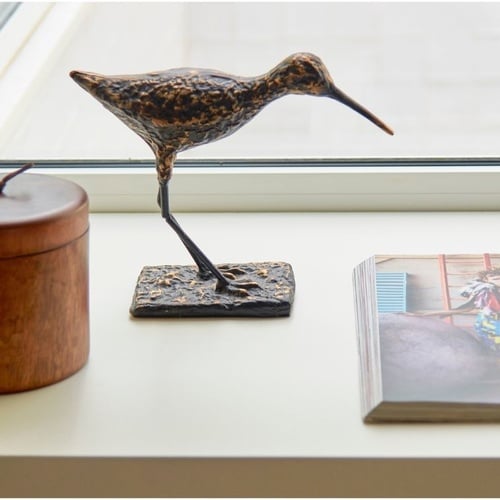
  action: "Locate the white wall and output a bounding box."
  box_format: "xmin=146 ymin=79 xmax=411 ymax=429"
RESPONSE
xmin=1 ymin=2 xmax=500 ymax=160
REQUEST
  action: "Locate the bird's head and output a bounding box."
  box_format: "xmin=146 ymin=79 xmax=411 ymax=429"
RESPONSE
xmin=279 ymin=52 xmax=394 ymax=135
xmin=280 ymin=53 xmax=336 ymax=97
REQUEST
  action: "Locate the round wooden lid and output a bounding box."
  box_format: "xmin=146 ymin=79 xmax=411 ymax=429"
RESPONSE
xmin=0 ymin=173 xmax=88 ymax=258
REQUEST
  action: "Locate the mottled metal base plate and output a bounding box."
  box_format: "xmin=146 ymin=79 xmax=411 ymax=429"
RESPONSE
xmin=130 ymin=261 xmax=295 ymax=318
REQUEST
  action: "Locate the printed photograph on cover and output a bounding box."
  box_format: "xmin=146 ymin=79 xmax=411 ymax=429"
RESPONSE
xmin=375 ymin=254 xmax=500 ymax=403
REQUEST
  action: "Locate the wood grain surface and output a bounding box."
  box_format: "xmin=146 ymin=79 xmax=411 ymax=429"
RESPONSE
xmin=0 ymin=173 xmax=89 ymax=393
xmin=0 ymin=232 xmax=89 ymax=392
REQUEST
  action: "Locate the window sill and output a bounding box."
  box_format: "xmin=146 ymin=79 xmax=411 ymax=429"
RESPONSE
xmin=2 ymin=211 xmax=500 ymax=496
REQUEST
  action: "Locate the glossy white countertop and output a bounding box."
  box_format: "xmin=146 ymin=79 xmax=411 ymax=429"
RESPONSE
xmin=3 ymin=211 xmax=500 ymax=496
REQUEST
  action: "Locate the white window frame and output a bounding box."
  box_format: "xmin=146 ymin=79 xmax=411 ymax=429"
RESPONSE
xmin=0 ymin=2 xmax=84 ymax=133
xmin=2 ymin=158 xmax=500 ymax=213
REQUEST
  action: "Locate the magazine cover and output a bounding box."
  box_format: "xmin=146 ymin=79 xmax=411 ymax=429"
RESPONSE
xmin=355 ymin=253 xmax=500 ymax=421
xmin=376 ymin=254 xmax=500 ymax=403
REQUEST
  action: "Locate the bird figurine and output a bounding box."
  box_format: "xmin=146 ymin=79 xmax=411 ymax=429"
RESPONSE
xmin=70 ymin=52 xmax=393 ymax=295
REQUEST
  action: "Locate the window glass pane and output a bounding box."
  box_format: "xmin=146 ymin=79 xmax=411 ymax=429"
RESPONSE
xmin=1 ymin=2 xmax=499 ymax=161
xmin=0 ymin=2 xmax=19 ymax=30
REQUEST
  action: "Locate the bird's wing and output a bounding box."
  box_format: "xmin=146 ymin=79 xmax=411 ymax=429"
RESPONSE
xmin=130 ymin=71 xmax=248 ymax=125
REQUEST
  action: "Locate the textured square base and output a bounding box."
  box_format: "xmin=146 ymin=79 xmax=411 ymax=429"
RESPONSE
xmin=130 ymin=261 xmax=295 ymax=318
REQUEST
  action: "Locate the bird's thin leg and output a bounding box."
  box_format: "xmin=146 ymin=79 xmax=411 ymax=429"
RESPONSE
xmin=159 ymin=182 xmax=231 ymax=291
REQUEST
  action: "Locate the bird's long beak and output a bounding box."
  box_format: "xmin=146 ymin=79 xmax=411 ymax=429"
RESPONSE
xmin=330 ymin=85 xmax=394 ymax=136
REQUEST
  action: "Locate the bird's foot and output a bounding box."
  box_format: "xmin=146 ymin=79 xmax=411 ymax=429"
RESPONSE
xmin=218 ymin=266 xmax=246 ymax=279
xmin=195 ymin=264 xmax=246 ymax=283
xmin=196 ymin=264 xmax=263 ymax=296
xmin=215 ymin=278 xmax=261 ymax=297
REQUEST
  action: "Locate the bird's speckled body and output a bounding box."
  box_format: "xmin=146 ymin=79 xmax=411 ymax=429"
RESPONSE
xmin=70 ymin=53 xmax=393 ymax=182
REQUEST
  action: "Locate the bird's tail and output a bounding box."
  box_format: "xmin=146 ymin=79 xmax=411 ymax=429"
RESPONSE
xmin=70 ymin=70 xmax=107 ymax=95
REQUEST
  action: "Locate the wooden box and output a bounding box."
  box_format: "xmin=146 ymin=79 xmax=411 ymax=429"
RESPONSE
xmin=0 ymin=173 xmax=89 ymax=393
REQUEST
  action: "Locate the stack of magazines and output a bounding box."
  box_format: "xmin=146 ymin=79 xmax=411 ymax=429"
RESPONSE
xmin=353 ymin=253 xmax=500 ymax=422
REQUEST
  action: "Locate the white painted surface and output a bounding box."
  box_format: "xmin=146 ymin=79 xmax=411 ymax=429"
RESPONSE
xmin=2 ymin=211 xmax=500 ymax=458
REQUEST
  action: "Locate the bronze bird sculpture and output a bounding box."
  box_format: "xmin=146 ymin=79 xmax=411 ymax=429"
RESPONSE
xmin=70 ymin=52 xmax=393 ymax=294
